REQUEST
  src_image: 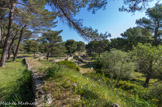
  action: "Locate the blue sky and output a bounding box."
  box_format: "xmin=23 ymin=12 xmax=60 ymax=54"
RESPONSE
xmin=50 ymin=0 xmax=160 ymax=43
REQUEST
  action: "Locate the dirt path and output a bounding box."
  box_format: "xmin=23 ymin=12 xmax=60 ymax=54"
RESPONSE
xmin=79 ymin=61 xmax=94 ymax=74
xmin=25 ymin=57 xmax=43 ymax=71
xmin=73 ymin=56 xmax=94 ymax=74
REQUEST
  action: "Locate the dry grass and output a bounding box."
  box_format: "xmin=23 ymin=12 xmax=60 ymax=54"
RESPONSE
xmin=79 ymin=60 xmax=94 ymax=74
xmin=44 ymin=79 xmax=81 ymax=107
xmin=26 ymin=58 xmax=43 ymax=71
xmin=79 ymin=64 xmax=94 ymax=74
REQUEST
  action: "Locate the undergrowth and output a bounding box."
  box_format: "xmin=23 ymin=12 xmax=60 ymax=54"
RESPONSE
xmin=43 ymin=63 xmax=156 ymax=107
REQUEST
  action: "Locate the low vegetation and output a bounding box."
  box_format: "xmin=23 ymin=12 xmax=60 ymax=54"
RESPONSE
xmin=0 ymin=59 xmax=34 ymax=106
xmin=57 ymin=60 xmax=80 ymax=72
xmin=94 ymin=49 xmax=135 ymax=80
xmin=42 ymin=61 xmax=161 ymax=107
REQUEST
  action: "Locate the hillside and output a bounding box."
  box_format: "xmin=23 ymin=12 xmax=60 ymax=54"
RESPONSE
xmin=25 ymin=58 xmax=161 ymax=107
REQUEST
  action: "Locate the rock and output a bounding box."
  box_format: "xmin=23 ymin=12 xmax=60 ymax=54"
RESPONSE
xmin=65 ymin=56 xmax=73 ymax=61
xmin=46 ymin=94 xmax=52 ymax=104
xmin=73 ymin=56 xmax=84 ymax=63
xmin=25 ymin=58 xmax=48 ymax=107
xmin=112 ymin=103 xmax=120 ymax=107
xmin=53 ymin=58 xmax=65 ymax=62
xmin=38 ymin=56 xmax=45 ymax=60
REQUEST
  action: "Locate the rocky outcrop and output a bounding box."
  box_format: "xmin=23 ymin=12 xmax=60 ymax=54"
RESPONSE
xmin=49 ymin=56 xmax=73 ymax=63
xmin=65 ymin=56 xmax=73 ymax=61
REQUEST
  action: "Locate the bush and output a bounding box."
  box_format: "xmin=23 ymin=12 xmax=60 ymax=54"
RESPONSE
xmin=85 ymin=73 xmax=140 ymax=93
xmin=148 ymin=85 xmax=162 ymax=106
xmin=46 ymin=64 xmax=63 ymax=78
xmin=57 ymin=61 xmax=80 ymax=71
xmin=94 ymin=49 xmax=135 ymax=80
xmin=116 ymin=81 xmax=139 ymax=91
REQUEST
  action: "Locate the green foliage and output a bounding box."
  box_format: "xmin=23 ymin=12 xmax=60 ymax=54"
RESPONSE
xmin=24 ymin=39 xmax=40 ymax=54
xmin=94 ymin=49 xmax=135 ymax=80
xmin=86 ymin=40 xmax=110 ymax=56
xmin=110 ymin=38 xmax=128 ymax=51
xmin=65 ymin=40 xmax=77 ymax=54
xmin=84 ymin=73 xmax=159 ymax=107
xmin=133 ymin=43 xmax=162 ymax=86
xmin=40 ymin=30 xmax=63 ymax=57
xmin=148 ymin=84 xmax=162 ymax=106
xmin=120 ymin=0 xmax=152 ymax=12
xmin=47 ymin=0 xmax=107 ymax=40
xmin=51 ymin=42 xmax=66 ymax=57
xmin=44 ymin=62 xmax=153 ymax=107
xmin=115 ymin=81 xmax=139 ymax=91
xmin=57 ymin=61 xmax=80 ymax=71
xmin=121 ymin=27 xmax=153 ymax=50
xmin=77 ymin=41 xmax=85 ymax=52
xmin=136 ymin=4 xmax=162 ymax=45
xmin=46 ymin=64 xmax=63 ymax=78
xmin=15 ymin=0 xmax=57 ymax=31
xmin=46 ymin=61 xmax=80 ymax=79
xmin=80 ymin=27 xmax=111 ymax=41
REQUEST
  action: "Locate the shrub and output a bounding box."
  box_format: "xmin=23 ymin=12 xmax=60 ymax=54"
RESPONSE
xmin=46 ymin=64 xmax=63 ymax=78
xmin=57 ymin=61 xmax=80 ymax=71
xmin=115 ymin=81 xmax=139 ymax=91
xmin=133 ymin=43 xmax=162 ymax=87
xmin=85 ymin=73 xmax=140 ymax=93
xmin=94 ymin=49 xmax=136 ymax=80
xmin=148 ymin=85 xmax=162 ymax=106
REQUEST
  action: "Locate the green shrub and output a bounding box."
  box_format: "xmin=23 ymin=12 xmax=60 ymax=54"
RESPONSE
xmin=57 ymin=61 xmax=80 ymax=71
xmin=116 ymin=81 xmax=138 ymax=91
xmin=148 ymin=85 xmax=162 ymax=107
xmin=94 ymin=49 xmax=136 ymax=80
xmin=85 ymin=73 xmax=140 ymax=93
xmin=133 ymin=43 xmax=162 ymax=87
xmin=46 ymin=64 xmax=63 ymax=78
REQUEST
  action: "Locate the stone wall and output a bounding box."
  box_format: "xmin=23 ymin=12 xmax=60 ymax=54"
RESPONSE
xmin=24 ymin=58 xmax=52 ymax=107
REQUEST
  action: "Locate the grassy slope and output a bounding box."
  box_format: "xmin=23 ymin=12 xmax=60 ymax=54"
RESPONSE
xmin=46 ymin=69 xmax=155 ymax=107
xmin=133 ymin=72 xmax=158 ymax=86
xmin=37 ymin=60 xmax=155 ymax=107
xmin=0 ymin=59 xmax=34 ymax=106
xmin=20 ymin=58 xmax=159 ymax=107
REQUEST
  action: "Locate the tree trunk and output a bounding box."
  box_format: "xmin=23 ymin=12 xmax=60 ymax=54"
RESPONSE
xmin=154 ymin=20 xmax=159 ymax=46
xmin=0 ymin=16 xmax=3 ymax=47
xmin=0 ymin=27 xmax=4 ymax=48
xmin=47 ymin=52 xmax=49 ymax=60
xmin=0 ymin=26 xmax=3 ymax=48
xmin=154 ymin=30 xmax=158 ymax=46
xmin=13 ymin=25 xmax=26 ymax=61
xmin=34 ymin=52 xmax=36 ymax=57
xmin=0 ymin=0 xmax=17 ymax=67
xmin=7 ymin=42 xmax=14 ymax=60
xmin=0 ymin=25 xmax=2 ymax=44
xmin=12 ymin=46 xmax=16 ymax=57
xmin=144 ymin=60 xmax=153 ymax=87
xmin=7 ymin=30 xmax=19 ymax=60
xmin=144 ymin=74 xmax=151 ymax=87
